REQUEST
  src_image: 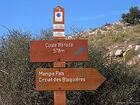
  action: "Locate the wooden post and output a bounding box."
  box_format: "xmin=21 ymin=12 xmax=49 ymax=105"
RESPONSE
xmin=54 ymin=62 xmax=66 ymax=105
xmin=30 ymin=6 xmax=106 ymax=105
xmin=54 ymin=91 xmax=66 ymax=105
xmin=53 ymin=6 xmax=66 ymax=105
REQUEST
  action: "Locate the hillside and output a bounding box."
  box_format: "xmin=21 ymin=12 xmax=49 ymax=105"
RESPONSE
xmin=72 ymin=22 xmax=140 ymax=67
xmin=0 ymin=22 xmax=140 ymax=105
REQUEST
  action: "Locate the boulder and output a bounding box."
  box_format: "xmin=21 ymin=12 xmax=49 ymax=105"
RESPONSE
xmin=115 ymin=49 xmax=124 ymax=57
xmin=135 ymin=45 xmax=140 ymax=51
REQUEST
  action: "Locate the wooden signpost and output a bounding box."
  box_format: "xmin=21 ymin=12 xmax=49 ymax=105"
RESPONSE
xmin=30 ymin=6 xmax=106 ymax=105
xmin=35 ymin=68 xmax=106 ymax=91
xmin=30 ymin=40 xmax=88 ymax=62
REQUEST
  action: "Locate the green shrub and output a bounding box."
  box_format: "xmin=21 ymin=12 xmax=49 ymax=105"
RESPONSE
xmin=0 ymin=29 xmax=140 ymax=105
xmin=121 ymin=6 xmax=140 ymax=25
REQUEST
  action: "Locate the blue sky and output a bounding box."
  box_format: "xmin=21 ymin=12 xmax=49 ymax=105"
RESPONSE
xmin=0 ymin=0 xmax=140 ymax=36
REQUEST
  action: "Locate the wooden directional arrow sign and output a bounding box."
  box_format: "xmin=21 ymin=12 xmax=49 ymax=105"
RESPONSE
xmin=35 ymin=68 xmax=106 ymax=91
xmin=30 ymin=39 xmax=88 ymax=62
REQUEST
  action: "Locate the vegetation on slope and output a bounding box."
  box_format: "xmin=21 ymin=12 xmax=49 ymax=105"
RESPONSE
xmin=0 ymin=22 xmax=140 ymax=105
xmin=1 ymin=6 xmax=140 ymax=104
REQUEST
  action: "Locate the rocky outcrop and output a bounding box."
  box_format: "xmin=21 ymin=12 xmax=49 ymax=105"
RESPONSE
xmin=135 ymin=45 xmax=140 ymax=51
xmin=114 ymin=49 xmax=124 ymax=57
xmin=72 ymin=21 xmax=140 ymax=66
xmin=108 ymin=44 xmax=140 ymax=65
